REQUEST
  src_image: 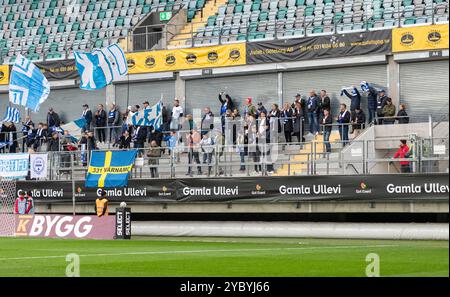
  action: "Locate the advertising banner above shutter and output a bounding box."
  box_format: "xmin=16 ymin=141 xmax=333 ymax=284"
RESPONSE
xmin=35 ymin=59 xmax=79 ymax=80
xmin=246 ymin=30 xmax=392 ymax=64
xmin=0 ymin=64 xmax=9 ymax=85
xmin=126 ymin=43 xmax=247 ymax=74
xmin=392 ymin=24 xmax=449 ymax=53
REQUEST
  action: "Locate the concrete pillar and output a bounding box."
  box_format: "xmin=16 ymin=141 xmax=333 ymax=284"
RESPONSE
xmin=174 ymin=72 xmax=186 ymax=108
xmin=387 ymin=55 xmax=400 ymax=109
xmin=106 ymin=84 xmax=116 ymax=107
xmin=277 ymin=72 xmax=283 ymax=107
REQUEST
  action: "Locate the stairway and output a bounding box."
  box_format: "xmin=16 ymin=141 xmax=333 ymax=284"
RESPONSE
xmin=169 ymin=0 xmax=227 ymax=47
xmin=274 ymin=131 xmax=341 ymax=176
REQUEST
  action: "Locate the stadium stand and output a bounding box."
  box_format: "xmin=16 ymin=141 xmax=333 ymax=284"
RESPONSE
xmin=171 ymin=0 xmax=449 ymax=46
xmin=0 ymin=0 xmax=208 ymax=63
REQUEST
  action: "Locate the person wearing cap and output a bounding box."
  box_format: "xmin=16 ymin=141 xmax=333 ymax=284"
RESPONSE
xmin=256 ymin=102 xmax=267 ymax=119
xmin=382 ymin=98 xmax=396 ymax=125
xmin=244 ymin=97 xmax=257 ymax=119
xmin=95 ymin=190 xmax=109 ymax=217
xmin=47 ymin=108 xmax=61 ymax=128
xmin=376 ymin=89 xmax=391 ymax=125
xmin=81 ymin=104 xmax=92 ymax=132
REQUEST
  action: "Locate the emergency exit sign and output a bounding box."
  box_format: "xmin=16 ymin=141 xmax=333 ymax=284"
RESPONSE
xmin=160 ymin=11 xmax=172 ymax=21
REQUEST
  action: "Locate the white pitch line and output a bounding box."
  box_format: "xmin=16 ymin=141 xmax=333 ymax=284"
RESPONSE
xmin=0 ymin=244 xmax=398 ymax=261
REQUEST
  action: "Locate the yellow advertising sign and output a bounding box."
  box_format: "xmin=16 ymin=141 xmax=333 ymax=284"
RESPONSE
xmin=392 ymin=24 xmax=449 ymax=52
xmin=126 ymin=43 xmax=246 ymax=74
xmin=0 ymin=65 xmax=9 ymax=85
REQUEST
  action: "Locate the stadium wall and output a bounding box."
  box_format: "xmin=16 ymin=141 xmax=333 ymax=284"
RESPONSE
xmin=132 ymin=221 xmax=449 ymax=240
xmin=0 ymin=51 xmax=447 ymax=123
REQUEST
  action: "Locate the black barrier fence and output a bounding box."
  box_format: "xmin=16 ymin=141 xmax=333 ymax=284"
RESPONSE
xmin=246 ymin=29 xmax=392 ymax=64
xmin=16 ymin=173 xmax=449 ymax=203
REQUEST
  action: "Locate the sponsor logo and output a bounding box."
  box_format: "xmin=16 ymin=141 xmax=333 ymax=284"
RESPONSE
xmin=400 ymin=32 xmax=415 ymax=46
xmin=356 ymin=182 xmax=372 ymax=194
xmin=145 ymin=56 xmax=156 ymax=68
xmin=127 ymin=58 xmax=136 ymax=69
xmin=15 ymin=215 xmax=94 ymax=238
xmin=18 ymin=188 xmax=64 ymax=198
xmin=279 ymin=185 xmax=342 ymax=195
xmin=158 ymin=185 xmax=172 ymax=197
xmin=252 ymin=184 xmax=266 ymax=195
xmin=185 ymin=53 xmax=197 ymax=64
xmin=165 ymin=54 xmax=176 ymax=66
xmin=427 ymin=30 xmax=442 ymax=44
xmin=182 ymin=186 xmax=239 ymax=196
xmin=97 ymin=188 xmax=147 ymax=197
xmin=229 ymin=49 xmax=241 ymax=61
xmin=0 ymin=71 xmax=4 ymax=81
xmin=207 ymin=51 xmax=219 ymax=62
xmin=386 ymin=183 xmax=449 ymax=194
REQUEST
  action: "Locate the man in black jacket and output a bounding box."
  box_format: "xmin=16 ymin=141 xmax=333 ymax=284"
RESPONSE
xmin=306 ymin=90 xmax=320 ymax=135
xmin=95 ymin=104 xmax=107 ymax=143
xmin=132 ymin=125 xmax=147 ymax=156
xmin=336 ymin=103 xmax=351 ymax=146
xmin=82 ymin=104 xmax=93 ymax=132
xmin=351 ymin=107 xmax=366 ymax=137
xmin=321 ymin=109 xmax=333 ymax=152
xmin=33 ymin=122 xmax=48 ymax=151
xmin=47 ymin=108 xmax=61 ymax=128
xmin=397 ymin=104 xmax=410 ymax=124
xmin=319 ymin=90 xmax=331 ymax=128
xmin=364 ymin=83 xmax=378 ymax=124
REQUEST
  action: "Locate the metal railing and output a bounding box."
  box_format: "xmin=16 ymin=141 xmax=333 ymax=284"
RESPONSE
xmin=18 ymin=133 xmax=449 ymax=181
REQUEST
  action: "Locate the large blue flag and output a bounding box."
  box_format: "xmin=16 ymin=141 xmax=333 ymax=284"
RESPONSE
xmin=74 ymin=44 xmax=128 ymax=91
xmin=128 ymin=101 xmax=163 ymax=129
xmin=9 ymin=54 xmax=50 ymax=112
xmin=86 ymin=150 xmax=137 ymax=188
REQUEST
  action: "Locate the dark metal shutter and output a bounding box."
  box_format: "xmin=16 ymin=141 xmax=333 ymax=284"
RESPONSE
xmin=115 ymin=80 xmax=176 ymax=108
xmin=283 ymin=65 xmax=388 ymax=116
xmin=185 ymin=73 xmax=279 ymax=115
xmin=400 ymin=60 xmax=449 ymax=117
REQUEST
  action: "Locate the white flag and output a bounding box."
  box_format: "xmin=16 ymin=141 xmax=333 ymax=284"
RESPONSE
xmin=30 ymin=153 xmax=48 ymax=179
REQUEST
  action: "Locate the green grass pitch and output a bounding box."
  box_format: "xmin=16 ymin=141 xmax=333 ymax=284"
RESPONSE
xmin=0 ymin=236 xmax=448 ymax=277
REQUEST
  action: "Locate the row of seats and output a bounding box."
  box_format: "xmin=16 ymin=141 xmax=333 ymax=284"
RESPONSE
xmin=192 ymin=0 xmax=448 ymax=45
xmin=0 ymin=0 xmax=207 ymax=63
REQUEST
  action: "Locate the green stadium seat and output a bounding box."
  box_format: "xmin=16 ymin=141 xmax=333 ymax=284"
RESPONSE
xmin=28 ymin=18 xmax=36 ymax=27
xmin=187 ymin=9 xmax=196 ymax=21
xmin=207 ymin=16 xmax=216 ymax=26
xmin=17 ymin=28 xmax=25 ymax=37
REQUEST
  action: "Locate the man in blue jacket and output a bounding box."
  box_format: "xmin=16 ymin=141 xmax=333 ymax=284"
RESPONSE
xmin=361 ymin=81 xmax=378 ymax=124
xmin=306 ymin=90 xmax=320 ymax=135
xmin=341 ymin=86 xmax=361 ymax=113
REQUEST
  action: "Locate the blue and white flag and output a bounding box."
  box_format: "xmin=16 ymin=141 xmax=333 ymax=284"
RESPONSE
xmin=9 ymin=54 xmax=50 ymax=112
xmin=74 ymin=44 xmax=128 ymax=91
xmin=54 ymin=118 xmax=87 ymax=140
xmin=128 ymin=102 xmax=163 ymax=130
xmin=1 ymin=106 xmax=21 ymax=123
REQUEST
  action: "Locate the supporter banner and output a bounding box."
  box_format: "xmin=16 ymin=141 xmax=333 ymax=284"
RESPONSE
xmin=126 ymin=43 xmax=246 ymax=74
xmin=392 ymin=24 xmax=449 ymax=53
xmin=30 ymin=153 xmax=48 ymax=179
xmin=17 ymin=174 xmax=449 ymax=203
xmin=0 ymin=64 xmax=9 ymax=85
xmin=14 ymin=214 xmax=115 ymax=239
xmin=0 ymin=153 xmax=29 ymax=178
xmin=35 ymin=59 xmax=79 ymax=80
xmin=246 ymin=30 xmax=392 ymax=64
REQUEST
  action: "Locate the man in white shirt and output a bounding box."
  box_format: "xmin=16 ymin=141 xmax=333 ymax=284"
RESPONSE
xmin=171 ymin=99 xmax=184 ymax=131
